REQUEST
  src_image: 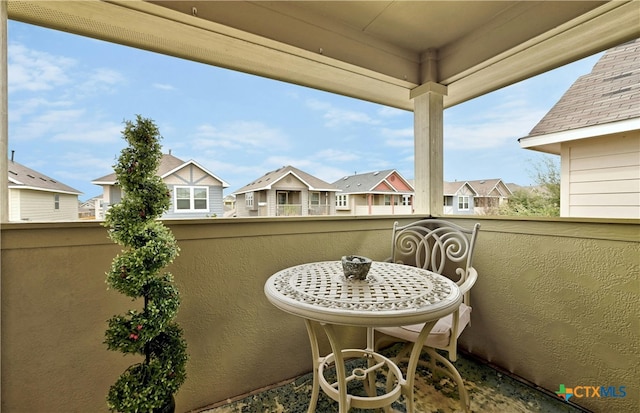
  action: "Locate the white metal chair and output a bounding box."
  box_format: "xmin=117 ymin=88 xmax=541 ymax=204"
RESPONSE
xmin=375 ymin=219 xmax=480 ymax=412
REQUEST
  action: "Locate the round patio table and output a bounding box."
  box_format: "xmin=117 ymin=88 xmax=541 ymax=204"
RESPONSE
xmin=264 ymin=260 xmax=462 ymax=413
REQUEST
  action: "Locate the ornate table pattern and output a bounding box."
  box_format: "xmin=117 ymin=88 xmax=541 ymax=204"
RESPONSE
xmin=264 ymin=261 xmax=463 ymax=412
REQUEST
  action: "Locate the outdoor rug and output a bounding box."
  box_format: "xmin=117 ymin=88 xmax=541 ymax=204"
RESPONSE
xmin=196 ymin=345 xmax=587 ymax=413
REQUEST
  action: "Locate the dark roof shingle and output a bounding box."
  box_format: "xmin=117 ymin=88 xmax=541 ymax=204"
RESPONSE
xmin=527 ymin=38 xmax=640 ymax=137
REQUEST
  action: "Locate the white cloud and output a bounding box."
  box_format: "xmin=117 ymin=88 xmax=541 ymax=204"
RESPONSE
xmin=305 ymin=98 xmax=381 ymax=128
xmin=444 ymin=94 xmax=547 ymax=150
xmin=11 ymin=108 xmax=122 ymax=143
xmin=8 ymin=43 xmax=75 ymax=92
xmin=153 ymin=83 xmax=176 ymax=91
xmin=377 ymin=106 xmax=406 ymax=118
xmin=76 ymin=68 xmax=125 ymax=97
xmin=9 ymin=97 xmax=74 ymax=122
xmin=51 ymin=122 xmax=123 ymax=143
xmin=380 ymin=127 xmax=413 ymax=148
xmin=192 ymin=121 xmax=289 ymax=150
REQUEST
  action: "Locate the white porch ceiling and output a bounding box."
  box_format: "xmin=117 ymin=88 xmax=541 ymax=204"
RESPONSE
xmin=7 ymin=1 xmax=640 ymax=110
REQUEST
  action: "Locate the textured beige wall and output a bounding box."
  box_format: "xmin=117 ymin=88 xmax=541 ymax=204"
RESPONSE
xmin=0 ymin=217 xmax=393 ymax=412
xmin=459 ymin=218 xmax=639 ymax=413
xmin=1 ymin=217 xmax=638 ymax=412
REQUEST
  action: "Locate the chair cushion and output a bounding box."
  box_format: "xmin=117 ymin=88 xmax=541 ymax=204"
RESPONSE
xmin=377 ymin=303 xmax=472 ymax=350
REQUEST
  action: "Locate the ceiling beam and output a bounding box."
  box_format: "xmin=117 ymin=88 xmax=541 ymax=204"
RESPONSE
xmin=443 ymin=0 xmax=640 ymax=107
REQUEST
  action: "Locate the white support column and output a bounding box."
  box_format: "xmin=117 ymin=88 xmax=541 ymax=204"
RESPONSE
xmin=411 ymin=82 xmax=447 ymax=216
xmin=0 ymin=0 xmax=7 ymax=223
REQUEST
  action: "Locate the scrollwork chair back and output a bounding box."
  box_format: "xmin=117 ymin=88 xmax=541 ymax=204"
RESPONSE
xmin=390 ymin=219 xmax=479 ymax=304
xmin=378 ymin=219 xmax=480 ymax=361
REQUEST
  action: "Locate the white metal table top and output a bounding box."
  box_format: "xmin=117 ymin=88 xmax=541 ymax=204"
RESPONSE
xmin=265 ymin=261 xmax=462 ymax=327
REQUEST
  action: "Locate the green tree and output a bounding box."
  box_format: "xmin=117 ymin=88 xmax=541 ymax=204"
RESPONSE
xmin=499 ymin=156 xmax=560 ymax=217
xmin=104 ymin=115 xmax=187 ymax=412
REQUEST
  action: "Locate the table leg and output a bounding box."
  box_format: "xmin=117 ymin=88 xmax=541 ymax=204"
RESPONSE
xmin=402 ymin=320 xmax=437 ymax=413
xmin=322 ymin=323 xmax=350 ymax=413
xmin=304 ymin=320 xmax=321 ymax=413
xmin=365 ymin=327 xmax=377 ymax=397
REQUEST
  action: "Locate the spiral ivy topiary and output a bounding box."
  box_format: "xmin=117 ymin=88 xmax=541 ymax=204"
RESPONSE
xmin=104 ymin=115 xmax=187 ymax=412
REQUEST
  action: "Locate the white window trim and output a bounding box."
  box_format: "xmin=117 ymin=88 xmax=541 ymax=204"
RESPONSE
xmin=175 ymin=186 xmax=210 ymax=212
xmin=336 ymin=194 xmax=349 ymax=209
xmin=458 ymin=195 xmax=470 ymax=211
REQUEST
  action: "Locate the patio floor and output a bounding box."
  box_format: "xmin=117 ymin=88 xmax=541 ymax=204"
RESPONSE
xmin=193 ymin=344 xmax=589 ymax=413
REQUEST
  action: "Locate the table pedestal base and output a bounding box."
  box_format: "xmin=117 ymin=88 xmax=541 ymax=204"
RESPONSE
xmin=304 ymin=320 xmax=438 ymax=413
xmin=319 ymin=348 xmax=403 ymax=410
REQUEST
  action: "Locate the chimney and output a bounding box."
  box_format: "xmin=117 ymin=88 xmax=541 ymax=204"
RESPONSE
xmin=11 ymin=150 xmax=14 ymax=162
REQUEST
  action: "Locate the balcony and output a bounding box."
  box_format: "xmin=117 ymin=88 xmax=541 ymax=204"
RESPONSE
xmin=276 ymin=204 xmax=303 ymax=217
xmin=1 ymin=216 xmax=637 ymax=412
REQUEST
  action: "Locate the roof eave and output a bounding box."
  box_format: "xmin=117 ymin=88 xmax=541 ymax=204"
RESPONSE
xmin=519 ymin=118 xmax=640 ymax=154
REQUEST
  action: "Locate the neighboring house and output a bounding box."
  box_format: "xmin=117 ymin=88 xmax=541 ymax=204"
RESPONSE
xmin=79 ymin=195 xmax=102 ymax=219
xmin=465 ymin=179 xmax=512 ymax=214
xmin=332 ymin=170 xmax=414 ymax=215
xmin=7 ymin=159 xmax=82 ymax=222
xmin=519 ymin=38 xmax=640 ymax=219
xmin=233 ymin=165 xmax=338 ymax=217
xmin=444 ymin=179 xmax=512 ymax=215
xmin=443 ymin=181 xmax=476 ymax=215
xmin=223 ymin=194 xmax=236 ymax=217
xmin=92 ymin=153 xmax=229 ymax=219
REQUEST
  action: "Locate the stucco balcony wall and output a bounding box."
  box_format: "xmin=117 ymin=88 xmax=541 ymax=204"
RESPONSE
xmin=1 ymin=217 xmax=638 ymax=412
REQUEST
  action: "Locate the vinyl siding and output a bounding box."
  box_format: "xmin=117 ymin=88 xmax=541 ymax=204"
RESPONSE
xmin=165 ymin=185 xmax=224 ymax=219
xmin=9 ymin=189 xmax=79 ymax=221
xmin=562 ymin=133 xmax=640 ymax=218
xmin=163 ymin=164 xmax=226 ymax=218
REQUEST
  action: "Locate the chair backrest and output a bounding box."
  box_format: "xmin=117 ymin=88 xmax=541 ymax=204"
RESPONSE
xmin=390 ymin=219 xmax=480 ymax=298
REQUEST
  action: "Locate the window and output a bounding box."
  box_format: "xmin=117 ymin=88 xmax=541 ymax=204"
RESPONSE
xmin=245 ymin=192 xmax=254 ymax=208
xmin=310 ymin=192 xmax=320 ymax=206
xmin=175 ymin=186 xmax=209 ymax=212
xmin=336 ymin=194 xmax=348 ymax=208
xmin=402 ymin=195 xmax=411 ymax=206
xmin=444 ymin=196 xmax=453 ymax=206
xmin=54 ymin=194 xmax=60 ymax=210
xmin=458 ymin=195 xmax=470 ymax=211
xmin=384 ymin=195 xmax=399 ymax=206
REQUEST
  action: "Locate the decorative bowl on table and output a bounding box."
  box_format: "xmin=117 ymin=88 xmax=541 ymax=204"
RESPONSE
xmin=341 ymin=255 xmax=372 ymax=280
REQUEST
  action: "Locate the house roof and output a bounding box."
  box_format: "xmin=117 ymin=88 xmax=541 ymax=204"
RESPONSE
xmin=520 ymin=37 xmax=640 ymax=153
xmin=443 ymin=179 xmax=512 ymax=197
xmin=7 ymin=160 xmax=82 ymax=195
xmin=233 ymin=165 xmax=338 ymax=195
xmin=466 ymin=179 xmax=513 ymax=197
xmin=91 ymin=153 xmax=229 ymax=187
xmin=443 ymin=181 xmax=477 ymax=197
xmin=332 ymin=169 xmax=414 ymax=195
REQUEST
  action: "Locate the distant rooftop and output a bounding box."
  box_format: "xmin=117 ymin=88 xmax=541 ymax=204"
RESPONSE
xmin=8 ymin=159 xmax=82 ymax=195
xmin=233 ymin=165 xmax=338 ymax=195
xmin=332 ymin=169 xmax=413 ymax=194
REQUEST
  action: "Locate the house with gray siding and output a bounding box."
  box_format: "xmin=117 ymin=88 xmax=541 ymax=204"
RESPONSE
xmin=92 ymin=153 xmax=229 ymax=219
xmin=443 ymin=181 xmax=476 ymax=215
xmin=444 ymin=179 xmax=512 ymax=215
xmin=7 ymin=159 xmax=82 ymax=222
xmin=519 ymin=38 xmax=640 ymax=219
xmin=233 ymin=166 xmax=338 ymax=217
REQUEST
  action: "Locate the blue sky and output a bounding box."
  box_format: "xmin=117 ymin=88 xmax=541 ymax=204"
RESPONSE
xmin=7 ymin=20 xmax=603 ymax=200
